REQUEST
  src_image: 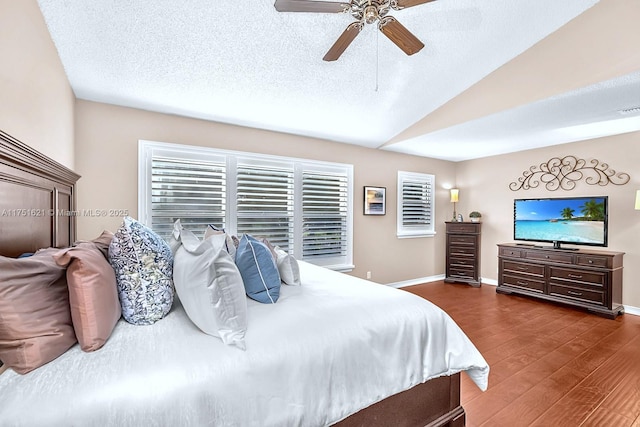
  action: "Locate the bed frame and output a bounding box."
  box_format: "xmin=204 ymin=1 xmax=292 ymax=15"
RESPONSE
xmin=0 ymin=130 xmax=465 ymax=426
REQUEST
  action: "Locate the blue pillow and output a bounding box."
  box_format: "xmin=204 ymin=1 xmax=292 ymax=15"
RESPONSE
xmin=235 ymin=235 xmax=281 ymax=304
xmin=108 ymin=217 xmax=174 ymax=325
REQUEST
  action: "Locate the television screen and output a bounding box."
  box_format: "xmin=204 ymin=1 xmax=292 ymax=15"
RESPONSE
xmin=514 ymin=196 xmax=608 ymax=248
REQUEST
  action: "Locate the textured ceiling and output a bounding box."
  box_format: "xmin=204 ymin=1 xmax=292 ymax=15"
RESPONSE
xmin=36 ymin=0 xmax=640 ymax=161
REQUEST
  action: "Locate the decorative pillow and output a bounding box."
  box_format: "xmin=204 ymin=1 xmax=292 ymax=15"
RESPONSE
xmin=88 ymin=230 xmax=114 ymax=258
xmin=235 ymin=234 xmax=281 ymax=304
xmin=171 ymin=220 xmax=247 ymax=349
xmin=258 ymin=237 xmax=278 ymax=261
xmin=203 ymin=225 xmax=237 ymax=259
xmin=108 ymin=217 xmax=174 ymax=325
xmin=54 ymin=242 xmax=121 ymax=352
xmin=274 ymin=246 xmax=301 ymax=286
xmin=0 ymin=249 xmax=77 ymax=374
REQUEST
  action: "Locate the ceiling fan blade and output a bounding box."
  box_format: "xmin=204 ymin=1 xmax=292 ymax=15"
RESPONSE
xmin=323 ymin=22 xmax=364 ymax=61
xmin=378 ymin=16 xmax=424 ymax=56
xmin=274 ymin=0 xmax=350 ymax=13
xmin=394 ymin=0 xmax=437 ymax=10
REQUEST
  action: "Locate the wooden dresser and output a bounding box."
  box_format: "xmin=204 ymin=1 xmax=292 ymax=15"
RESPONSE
xmin=497 ymin=243 xmax=624 ymax=318
xmin=445 ymin=222 xmax=481 ymax=287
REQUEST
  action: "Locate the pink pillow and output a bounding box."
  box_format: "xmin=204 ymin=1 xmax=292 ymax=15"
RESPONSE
xmin=54 ymin=243 xmax=121 ymax=352
xmin=0 ymin=249 xmax=77 ymax=374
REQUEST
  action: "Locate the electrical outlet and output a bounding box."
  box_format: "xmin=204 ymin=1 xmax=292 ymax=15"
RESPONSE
xmin=366 ymin=271 xmax=372 ymax=279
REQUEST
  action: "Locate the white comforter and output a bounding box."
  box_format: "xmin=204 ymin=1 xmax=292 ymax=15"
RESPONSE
xmin=0 ymin=262 xmax=489 ymax=426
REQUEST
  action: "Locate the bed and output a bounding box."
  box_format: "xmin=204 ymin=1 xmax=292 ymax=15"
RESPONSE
xmin=0 ymin=130 xmax=489 ymax=427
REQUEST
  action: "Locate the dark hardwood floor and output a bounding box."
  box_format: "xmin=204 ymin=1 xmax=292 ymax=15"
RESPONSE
xmin=403 ymin=281 xmax=640 ymax=427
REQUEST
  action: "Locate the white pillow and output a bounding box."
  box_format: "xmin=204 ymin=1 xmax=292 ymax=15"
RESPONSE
xmin=170 ymin=220 xmax=247 ymax=349
xmin=274 ymin=246 xmax=301 ymax=286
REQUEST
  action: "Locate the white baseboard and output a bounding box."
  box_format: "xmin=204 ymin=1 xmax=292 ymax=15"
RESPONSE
xmin=387 ymin=275 xmax=445 ymax=288
xmin=624 ymin=305 xmax=640 ymax=316
xmin=388 ymin=275 xmax=498 ymax=289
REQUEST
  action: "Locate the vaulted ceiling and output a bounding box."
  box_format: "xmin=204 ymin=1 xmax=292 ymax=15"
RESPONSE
xmin=37 ymin=0 xmax=640 ymax=161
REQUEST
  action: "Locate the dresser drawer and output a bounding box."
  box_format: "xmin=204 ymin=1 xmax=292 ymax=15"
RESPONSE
xmin=447 ymin=223 xmax=480 ymax=234
xmin=449 ymin=246 xmax=477 ymax=256
xmin=449 ymin=266 xmax=476 ymax=280
xmin=450 ymin=257 xmax=475 ymax=268
xmin=448 ymin=235 xmax=476 ymax=246
xmin=526 ymin=250 xmax=573 ymax=264
xmin=499 ymin=247 xmax=523 ymax=258
xmin=576 ymin=254 xmax=610 ymax=268
xmin=550 ymin=267 xmax=605 ymax=287
xmin=502 ymin=274 xmax=545 ymax=293
xmin=502 ymin=260 xmax=544 ymax=278
xmin=549 ymin=283 xmax=604 ymax=306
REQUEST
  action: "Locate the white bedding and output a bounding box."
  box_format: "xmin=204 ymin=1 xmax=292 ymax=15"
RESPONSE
xmin=0 ymin=262 xmax=489 ymax=427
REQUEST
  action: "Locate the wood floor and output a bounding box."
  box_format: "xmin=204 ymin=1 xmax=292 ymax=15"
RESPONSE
xmin=403 ymin=281 xmax=640 ymax=427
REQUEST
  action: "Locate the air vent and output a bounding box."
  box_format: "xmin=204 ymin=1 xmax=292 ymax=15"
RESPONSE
xmin=619 ymin=106 xmax=640 ymax=115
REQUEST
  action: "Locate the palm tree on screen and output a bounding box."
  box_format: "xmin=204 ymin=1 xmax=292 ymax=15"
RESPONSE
xmin=580 ymin=199 xmax=605 ymax=221
xmin=560 ymin=207 xmax=574 ymax=220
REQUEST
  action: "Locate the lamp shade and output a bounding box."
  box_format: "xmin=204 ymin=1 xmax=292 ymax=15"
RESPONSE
xmin=636 ymin=190 xmax=640 ymax=210
xmin=450 ymin=188 xmax=459 ymax=203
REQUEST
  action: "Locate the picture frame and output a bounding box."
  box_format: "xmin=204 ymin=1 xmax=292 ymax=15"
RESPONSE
xmin=364 ymin=186 xmax=386 ymax=215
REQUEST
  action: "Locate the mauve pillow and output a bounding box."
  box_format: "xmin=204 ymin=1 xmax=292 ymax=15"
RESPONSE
xmin=0 ymin=249 xmax=77 ymax=374
xmin=54 ymin=243 xmax=121 ymax=352
xmin=90 ymin=230 xmax=114 ymax=258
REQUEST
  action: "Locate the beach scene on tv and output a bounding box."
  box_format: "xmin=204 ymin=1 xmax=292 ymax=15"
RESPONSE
xmin=514 ymin=197 xmax=607 ymax=245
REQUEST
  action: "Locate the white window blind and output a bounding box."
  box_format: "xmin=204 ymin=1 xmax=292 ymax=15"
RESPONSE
xmin=236 ymin=162 xmax=294 ymax=253
xmin=397 ymin=171 xmax=435 ymax=238
xmin=301 ymin=169 xmax=349 ymax=264
xmin=150 ymin=156 xmax=226 ymax=238
xmin=139 ymin=141 xmax=354 ymax=270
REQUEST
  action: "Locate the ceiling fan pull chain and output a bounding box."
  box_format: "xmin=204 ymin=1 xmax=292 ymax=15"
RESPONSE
xmin=375 ymin=28 xmax=379 ymax=92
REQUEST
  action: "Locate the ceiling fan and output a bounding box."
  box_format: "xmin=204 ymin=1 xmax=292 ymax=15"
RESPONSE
xmin=274 ymin=0 xmax=436 ymax=61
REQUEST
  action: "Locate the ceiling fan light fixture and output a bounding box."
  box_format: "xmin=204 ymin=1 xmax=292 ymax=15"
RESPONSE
xmin=364 ymin=5 xmax=379 ymax=24
xmin=274 ymin=0 xmax=433 ymax=60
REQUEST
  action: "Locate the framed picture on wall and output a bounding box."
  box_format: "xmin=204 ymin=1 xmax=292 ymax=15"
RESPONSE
xmin=364 ymin=186 xmax=386 ymax=215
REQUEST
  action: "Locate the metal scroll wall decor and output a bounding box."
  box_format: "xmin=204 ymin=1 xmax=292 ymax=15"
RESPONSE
xmin=509 ymin=155 xmax=630 ymax=191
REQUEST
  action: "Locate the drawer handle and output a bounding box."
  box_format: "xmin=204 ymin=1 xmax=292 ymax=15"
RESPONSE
xmin=568 ymin=274 xmax=583 ymax=279
xmin=588 ymin=260 xmax=594 ymax=264
xmin=516 ymin=266 xmax=529 ymax=271
xmin=516 ymin=281 xmax=529 ymax=286
xmin=545 ymin=255 xmax=550 ymax=259
xmin=567 ymin=290 xmax=583 ymax=296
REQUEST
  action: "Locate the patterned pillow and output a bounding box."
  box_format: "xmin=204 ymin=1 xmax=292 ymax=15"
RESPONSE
xmin=108 ymin=217 xmax=174 ymax=325
xmin=235 ymin=234 xmax=281 ymax=304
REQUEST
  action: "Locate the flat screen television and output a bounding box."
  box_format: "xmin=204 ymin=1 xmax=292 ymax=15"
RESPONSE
xmin=513 ymin=196 xmax=608 ymax=249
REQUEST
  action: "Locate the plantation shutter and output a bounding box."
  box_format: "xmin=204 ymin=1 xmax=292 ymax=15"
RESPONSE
xmin=140 ymin=141 xmax=353 ymax=271
xmin=150 ymin=156 xmax=226 ymax=239
xmin=236 ymin=162 xmax=294 ymax=252
xmin=397 ymin=171 xmax=435 ymax=237
xmin=302 ymin=169 xmax=349 ymax=265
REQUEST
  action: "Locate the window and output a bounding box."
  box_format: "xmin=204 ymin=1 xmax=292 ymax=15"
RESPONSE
xmin=139 ymin=140 xmax=354 ymax=270
xmin=397 ymin=171 xmax=435 ymax=238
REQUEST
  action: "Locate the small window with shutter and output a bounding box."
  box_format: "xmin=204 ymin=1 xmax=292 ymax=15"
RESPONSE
xmin=397 ymin=171 xmax=435 ymax=238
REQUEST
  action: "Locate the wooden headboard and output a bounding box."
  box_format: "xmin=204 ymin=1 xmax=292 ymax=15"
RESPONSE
xmin=0 ymin=130 xmax=80 ymax=257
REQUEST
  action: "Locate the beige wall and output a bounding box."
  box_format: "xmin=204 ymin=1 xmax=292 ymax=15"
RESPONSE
xmin=74 ymin=100 xmax=457 ymax=284
xmin=455 ymin=132 xmax=640 ymax=308
xmin=0 ymin=0 xmax=75 ymax=168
